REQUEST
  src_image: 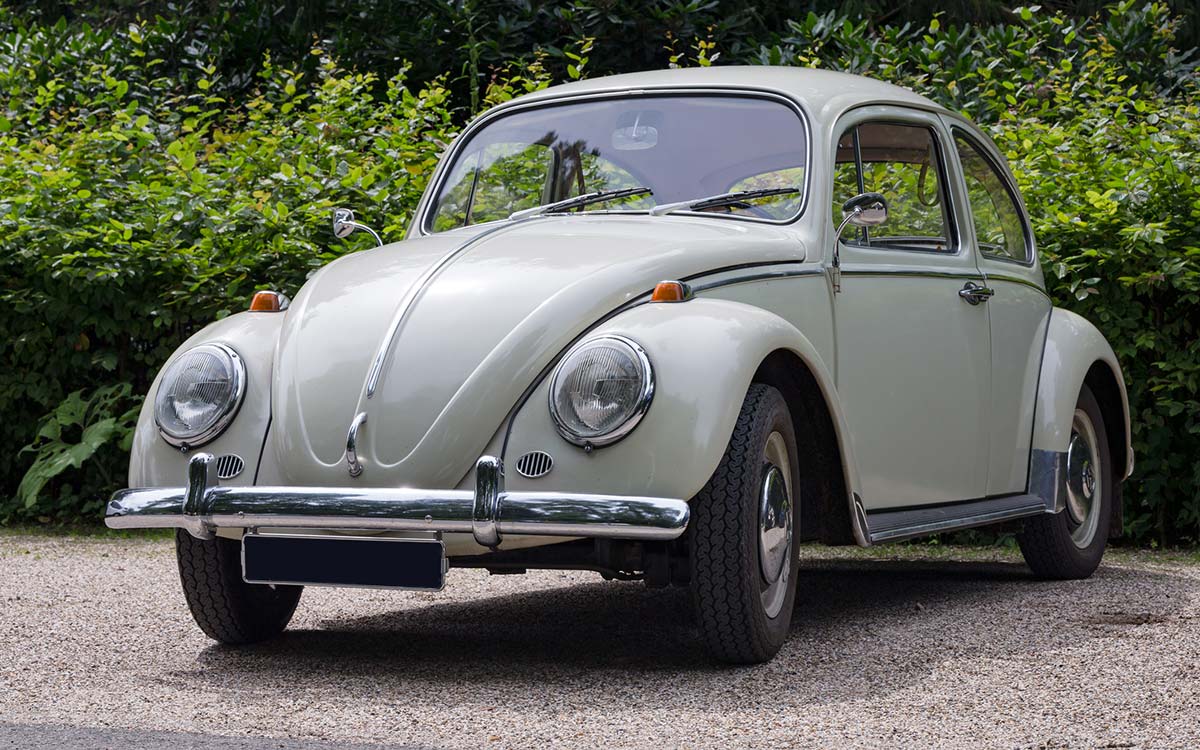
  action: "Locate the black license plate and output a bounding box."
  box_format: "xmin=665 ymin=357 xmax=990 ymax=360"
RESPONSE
xmin=242 ymin=534 xmax=446 ymax=590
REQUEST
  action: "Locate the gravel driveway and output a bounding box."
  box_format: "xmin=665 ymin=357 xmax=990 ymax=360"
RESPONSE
xmin=1 ymin=533 xmax=1197 ymax=749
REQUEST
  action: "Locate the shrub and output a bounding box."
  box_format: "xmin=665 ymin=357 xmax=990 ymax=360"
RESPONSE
xmin=1 ymin=3 xmax=1197 ymax=544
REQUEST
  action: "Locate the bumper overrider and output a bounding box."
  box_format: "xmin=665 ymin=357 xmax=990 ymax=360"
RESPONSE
xmin=105 ymin=453 xmax=691 ymax=548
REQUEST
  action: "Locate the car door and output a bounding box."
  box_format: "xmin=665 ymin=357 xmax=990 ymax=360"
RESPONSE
xmin=944 ymin=121 xmax=1053 ymax=497
xmin=830 ymin=107 xmax=991 ymax=510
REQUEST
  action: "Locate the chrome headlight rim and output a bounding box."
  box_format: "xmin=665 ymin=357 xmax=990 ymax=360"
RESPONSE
xmin=548 ymin=334 xmax=655 ymax=449
xmin=154 ymin=343 xmax=247 ymax=450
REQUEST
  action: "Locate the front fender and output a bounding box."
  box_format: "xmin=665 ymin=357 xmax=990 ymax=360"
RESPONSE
xmin=502 ymin=298 xmax=861 ymax=508
xmin=1032 ymin=307 xmax=1133 ymax=478
xmin=128 ymin=312 xmax=282 ymax=487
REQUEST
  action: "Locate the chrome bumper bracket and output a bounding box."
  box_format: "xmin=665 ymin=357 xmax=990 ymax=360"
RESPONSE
xmin=106 ymin=453 xmax=690 ymax=548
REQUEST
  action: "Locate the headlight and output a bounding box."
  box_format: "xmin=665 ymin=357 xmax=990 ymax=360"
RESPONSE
xmin=154 ymin=343 xmax=246 ymax=449
xmin=548 ymin=335 xmax=654 ymax=448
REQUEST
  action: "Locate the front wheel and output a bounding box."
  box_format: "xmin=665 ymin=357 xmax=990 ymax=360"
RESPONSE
xmin=176 ymin=530 xmax=303 ymax=644
xmin=690 ymin=384 xmax=800 ymax=664
xmin=1018 ymin=384 xmax=1113 ymax=579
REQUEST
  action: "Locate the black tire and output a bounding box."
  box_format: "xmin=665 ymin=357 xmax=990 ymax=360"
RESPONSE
xmin=690 ymin=384 xmax=801 ymax=664
xmin=175 ymin=530 xmax=302 ymax=644
xmin=1018 ymin=384 xmax=1113 ymax=579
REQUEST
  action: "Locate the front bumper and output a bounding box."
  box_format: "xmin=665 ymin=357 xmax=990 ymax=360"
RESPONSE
xmin=105 ymin=453 xmax=690 ymax=548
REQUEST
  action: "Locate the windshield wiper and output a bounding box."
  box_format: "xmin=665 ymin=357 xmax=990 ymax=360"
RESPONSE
xmin=648 ymin=187 xmax=800 ymax=216
xmin=509 ymin=187 xmax=653 ymax=220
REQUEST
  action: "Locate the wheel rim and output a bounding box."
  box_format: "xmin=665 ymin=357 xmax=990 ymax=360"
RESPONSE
xmin=759 ymin=431 xmax=794 ymax=619
xmin=1064 ymin=408 xmax=1102 ymax=549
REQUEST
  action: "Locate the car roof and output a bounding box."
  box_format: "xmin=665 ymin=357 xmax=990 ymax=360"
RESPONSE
xmin=508 ymin=66 xmax=948 ymax=123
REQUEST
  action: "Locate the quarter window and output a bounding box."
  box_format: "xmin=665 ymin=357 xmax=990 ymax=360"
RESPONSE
xmin=954 ymin=132 xmax=1031 ymax=263
xmin=833 ymin=122 xmax=952 ymax=253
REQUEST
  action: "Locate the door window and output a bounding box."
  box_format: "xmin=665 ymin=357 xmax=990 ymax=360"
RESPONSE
xmin=954 ymin=132 xmax=1032 ymax=263
xmin=833 ymin=122 xmax=953 ymax=253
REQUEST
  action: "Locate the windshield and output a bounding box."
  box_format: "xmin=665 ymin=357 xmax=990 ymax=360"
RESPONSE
xmin=426 ymin=94 xmax=808 ymax=232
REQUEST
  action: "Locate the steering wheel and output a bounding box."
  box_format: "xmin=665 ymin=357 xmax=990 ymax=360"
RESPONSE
xmin=917 ymin=163 xmax=940 ymax=207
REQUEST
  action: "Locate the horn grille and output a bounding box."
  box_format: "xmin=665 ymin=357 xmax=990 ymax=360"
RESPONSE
xmin=214 ymin=453 xmax=245 ymax=480
xmin=515 ymin=450 xmax=554 ymax=479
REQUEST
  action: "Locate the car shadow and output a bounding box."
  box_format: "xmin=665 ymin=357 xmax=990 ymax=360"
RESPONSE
xmin=191 ymin=555 xmax=1184 ymax=708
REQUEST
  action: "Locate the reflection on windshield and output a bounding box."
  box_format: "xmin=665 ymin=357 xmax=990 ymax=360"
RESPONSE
xmin=428 ymin=95 xmax=808 ymax=232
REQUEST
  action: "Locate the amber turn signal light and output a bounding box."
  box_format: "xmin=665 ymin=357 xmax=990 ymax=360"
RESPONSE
xmin=651 ymin=280 xmax=693 ymax=303
xmin=249 ymin=290 xmax=289 ymax=312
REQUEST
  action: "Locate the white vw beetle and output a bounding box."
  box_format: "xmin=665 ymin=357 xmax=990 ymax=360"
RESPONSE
xmin=107 ymin=67 xmax=1132 ymax=663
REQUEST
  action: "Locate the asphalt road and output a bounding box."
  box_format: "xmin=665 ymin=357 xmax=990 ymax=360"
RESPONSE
xmin=1 ymin=534 xmax=1197 ymax=749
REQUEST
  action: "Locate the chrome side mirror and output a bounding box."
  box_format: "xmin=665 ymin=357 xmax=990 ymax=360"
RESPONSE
xmin=332 ymin=207 xmax=383 ymax=247
xmin=831 ymin=192 xmax=888 ymax=294
xmin=839 ymin=192 xmax=888 ymax=231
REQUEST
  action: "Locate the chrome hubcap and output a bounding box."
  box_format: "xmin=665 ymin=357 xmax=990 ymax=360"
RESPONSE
xmin=759 ymin=431 xmax=793 ymax=619
xmin=758 ymin=465 xmax=790 ymax=584
xmin=1064 ymin=408 xmax=1102 ymax=548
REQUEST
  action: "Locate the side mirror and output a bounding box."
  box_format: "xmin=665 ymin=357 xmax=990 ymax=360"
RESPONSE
xmin=840 ymin=192 xmax=888 ymax=230
xmin=332 ymin=207 xmax=383 ymax=247
xmin=831 ymin=192 xmax=888 ymax=294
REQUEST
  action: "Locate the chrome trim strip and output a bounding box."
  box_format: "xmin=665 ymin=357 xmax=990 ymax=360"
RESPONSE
xmin=863 ymin=493 xmax=1048 ymax=544
xmin=689 ymin=266 xmax=824 ymax=293
xmin=1028 ymin=448 xmax=1067 ymax=513
xmin=105 ymin=453 xmax=690 ymax=545
xmin=839 ymin=268 xmax=983 ymax=281
xmin=984 ymin=272 xmax=1051 ymax=299
xmin=414 ymin=87 xmax=814 ymax=235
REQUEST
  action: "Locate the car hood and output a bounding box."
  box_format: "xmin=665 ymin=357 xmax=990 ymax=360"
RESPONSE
xmin=269 ymin=214 xmax=805 ymax=488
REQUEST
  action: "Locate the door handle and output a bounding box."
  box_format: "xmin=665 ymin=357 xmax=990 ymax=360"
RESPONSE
xmin=958 ymin=281 xmax=995 ymax=305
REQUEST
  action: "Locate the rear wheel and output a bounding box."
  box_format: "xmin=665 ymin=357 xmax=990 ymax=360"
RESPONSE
xmin=690 ymin=384 xmax=800 ymax=664
xmin=1018 ymin=384 xmax=1112 ymax=579
xmin=176 ymin=530 xmax=302 ymax=644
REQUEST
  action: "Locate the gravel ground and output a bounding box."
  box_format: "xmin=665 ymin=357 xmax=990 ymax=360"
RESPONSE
xmin=1 ymin=533 xmax=1198 ymax=749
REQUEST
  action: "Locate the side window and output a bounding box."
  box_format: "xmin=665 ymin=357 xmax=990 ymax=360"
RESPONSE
xmin=833 ymin=122 xmax=952 ymax=252
xmin=954 ymin=132 xmax=1031 ymax=263
xmin=432 ymin=142 xmax=554 ymax=231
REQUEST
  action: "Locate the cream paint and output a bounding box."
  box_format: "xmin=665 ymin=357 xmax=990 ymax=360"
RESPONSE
xmin=267 ymin=214 xmax=803 ymax=490
xmin=128 ymin=312 xmax=283 ymax=488
xmin=123 ymin=67 xmax=1131 ymax=554
xmin=1032 ymin=308 xmax=1131 ymax=467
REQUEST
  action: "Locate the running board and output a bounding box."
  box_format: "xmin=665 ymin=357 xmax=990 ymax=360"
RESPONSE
xmin=863 ymin=494 xmax=1049 ymax=544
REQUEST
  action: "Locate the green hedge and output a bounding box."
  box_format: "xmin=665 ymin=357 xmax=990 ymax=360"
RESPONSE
xmin=1 ymin=3 xmax=1197 ymax=543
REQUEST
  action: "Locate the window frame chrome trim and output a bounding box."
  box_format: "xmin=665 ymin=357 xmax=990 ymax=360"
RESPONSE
xmin=547 ymin=334 xmax=655 ymax=449
xmin=154 ymin=343 xmax=247 ymax=451
xmin=414 ymin=87 xmax=815 ymax=235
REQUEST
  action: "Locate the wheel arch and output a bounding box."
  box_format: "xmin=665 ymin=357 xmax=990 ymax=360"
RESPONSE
xmin=1031 ymin=307 xmax=1132 ymax=536
xmin=500 ymin=297 xmax=863 ymax=542
xmin=752 ymin=349 xmax=856 ymax=545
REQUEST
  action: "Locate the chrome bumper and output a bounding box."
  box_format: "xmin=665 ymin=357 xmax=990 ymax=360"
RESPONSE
xmin=105 ymin=453 xmax=690 ymax=548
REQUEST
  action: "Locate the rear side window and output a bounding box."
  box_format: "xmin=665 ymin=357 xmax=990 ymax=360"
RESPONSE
xmin=833 ymin=122 xmax=953 ymax=253
xmin=954 ymin=132 xmax=1032 ymax=264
